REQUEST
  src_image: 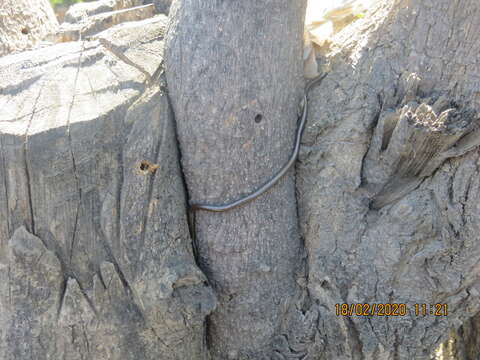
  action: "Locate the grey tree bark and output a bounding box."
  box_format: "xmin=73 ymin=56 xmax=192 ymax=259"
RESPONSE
xmin=0 ymin=16 xmax=215 ymax=360
xmin=1 ymin=0 xmax=480 ymax=359
xmin=164 ymin=1 xmax=307 ymax=358
xmin=0 ymin=0 xmax=58 ymax=56
xmin=296 ymin=0 xmax=480 ymax=359
xmin=165 ymin=0 xmax=480 ymax=359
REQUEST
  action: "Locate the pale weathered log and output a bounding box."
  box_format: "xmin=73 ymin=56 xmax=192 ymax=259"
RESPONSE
xmin=57 ymin=4 xmax=156 ymax=42
xmin=0 ymin=16 xmax=214 ymax=360
xmin=63 ymin=0 xmax=144 ymax=24
xmin=0 ymin=0 xmax=59 ymax=56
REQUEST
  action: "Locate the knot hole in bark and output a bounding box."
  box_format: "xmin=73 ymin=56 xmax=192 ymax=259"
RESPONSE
xmin=254 ymin=114 xmax=263 ymax=123
xmin=138 ymin=160 xmax=159 ymax=175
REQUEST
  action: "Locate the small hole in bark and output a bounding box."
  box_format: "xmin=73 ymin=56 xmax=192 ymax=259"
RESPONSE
xmin=138 ymin=160 xmax=159 ymax=175
xmin=320 ymin=280 xmax=331 ymax=289
xmin=254 ymin=114 xmax=263 ymax=123
xmin=140 ymin=161 xmax=149 ymax=171
xmin=21 ymin=28 xmax=29 ymax=35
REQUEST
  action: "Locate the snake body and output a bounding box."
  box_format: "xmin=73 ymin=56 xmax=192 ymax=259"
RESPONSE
xmin=189 ymin=73 xmax=327 ymax=213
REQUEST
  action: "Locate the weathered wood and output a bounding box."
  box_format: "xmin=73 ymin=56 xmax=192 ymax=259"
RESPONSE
xmin=297 ymin=0 xmax=480 ymax=358
xmin=0 ymin=0 xmax=58 ymax=56
xmin=165 ymin=1 xmax=307 ymax=357
xmin=2 ymin=0 xmax=480 ymax=358
xmin=364 ymin=99 xmax=478 ymax=209
xmin=58 ymin=4 xmax=156 ymax=42
xmin=0 ymin=16 xmax=214 ymax=360
xmin=63 ymin=0 xmax=144 ymax=24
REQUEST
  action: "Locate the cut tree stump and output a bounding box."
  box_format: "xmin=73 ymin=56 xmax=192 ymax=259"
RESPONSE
xmin=0 ymin=16 xmax=215 ymax=360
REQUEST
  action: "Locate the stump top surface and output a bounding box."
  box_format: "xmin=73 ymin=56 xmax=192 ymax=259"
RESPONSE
xmin=0 ymin=15 xmax=167 ymax=136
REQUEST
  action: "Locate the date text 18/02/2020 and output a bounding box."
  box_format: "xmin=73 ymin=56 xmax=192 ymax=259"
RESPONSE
xmin=335 ymin=303 xmax=448 ymax=317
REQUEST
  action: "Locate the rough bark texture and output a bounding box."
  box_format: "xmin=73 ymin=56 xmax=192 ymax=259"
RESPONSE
xmin=63 ymin=0 xmax=144 ymax=24
xmin=296 ymin=0 xmax=480 ymax=359
xmin=164 ymin=1 xmax=307 ymax=358
xmin=0 ymin=16 xmax=215 ymax=360
xmin=443 ymin=312 xmax=480 ymax=360
xmin=57 ymin=4 xmax=156 ymax=42
xmin=2 ymin=0 xmax=480 ymax=359
xmin=0 ymin=0 xmax=59 ymax=56
xmin=152 ymin=0 xmax=172 ymax=15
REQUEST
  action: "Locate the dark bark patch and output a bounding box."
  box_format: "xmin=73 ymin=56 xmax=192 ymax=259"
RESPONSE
xmin=138 ymin=160 xmax=159 ymax=175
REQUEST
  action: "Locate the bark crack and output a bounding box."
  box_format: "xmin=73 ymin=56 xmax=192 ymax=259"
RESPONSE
xmin=96 ymin=232 xmax=144 ymax=319
xmin=8 ymin=263 xmax=12 ymax=308
xmin=57 ymin=275 xmax=99 ymax=322
xmin=130 ymin=104 xmax=168 ymax=278
xmin=161 ymin=77 xmax=200 ymax=262
xmin=0 ymin=136 xmax=11 ymax=236
xmin=23 ymin=73 xmax=50 ymax=235
xmin=57 ymin=276 xmax=69 ymax=321
xmin=66 ymin=41 xmax=85 ymax=267
xmin=20 ymin=45 xmax=72 ymax=236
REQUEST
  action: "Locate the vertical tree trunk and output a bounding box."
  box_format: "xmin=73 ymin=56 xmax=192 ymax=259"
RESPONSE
xmin=3 ymin=0 xmax=480 ymax=358
xmin=296 ymin=0 xmax=480 ymax=358
xmin=165 ymin=1 xmax=307 ymax=357
xmin=0 ymin=17 xmax=215 ymax=360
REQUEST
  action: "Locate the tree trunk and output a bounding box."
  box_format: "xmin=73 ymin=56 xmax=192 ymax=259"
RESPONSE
xmin=296 ymin=0 xmax=480 ymax=359
xmin=2 ymin=0 xmax=480 ymax=359
xmin=0 ymin=16 xmax=214 ymax=360
xmin=167 ymin=0 xmax=480 ymax=358
xmin=164 ymin=1 xmax=307 ymax=358
xmin=0 ymin=0 xmax=58 ymax=56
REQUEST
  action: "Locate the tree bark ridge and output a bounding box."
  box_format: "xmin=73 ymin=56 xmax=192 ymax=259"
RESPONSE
xmin=165 ymin=1 xmax=307 ymax=357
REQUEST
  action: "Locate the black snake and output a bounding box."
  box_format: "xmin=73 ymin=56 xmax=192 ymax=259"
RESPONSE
xmin=188 ymin=73 xmax=327 ymax=243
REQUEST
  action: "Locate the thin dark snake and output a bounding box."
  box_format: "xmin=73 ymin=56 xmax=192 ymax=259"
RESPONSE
xmin=188 ymin=73 xmax=327 ymax=244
